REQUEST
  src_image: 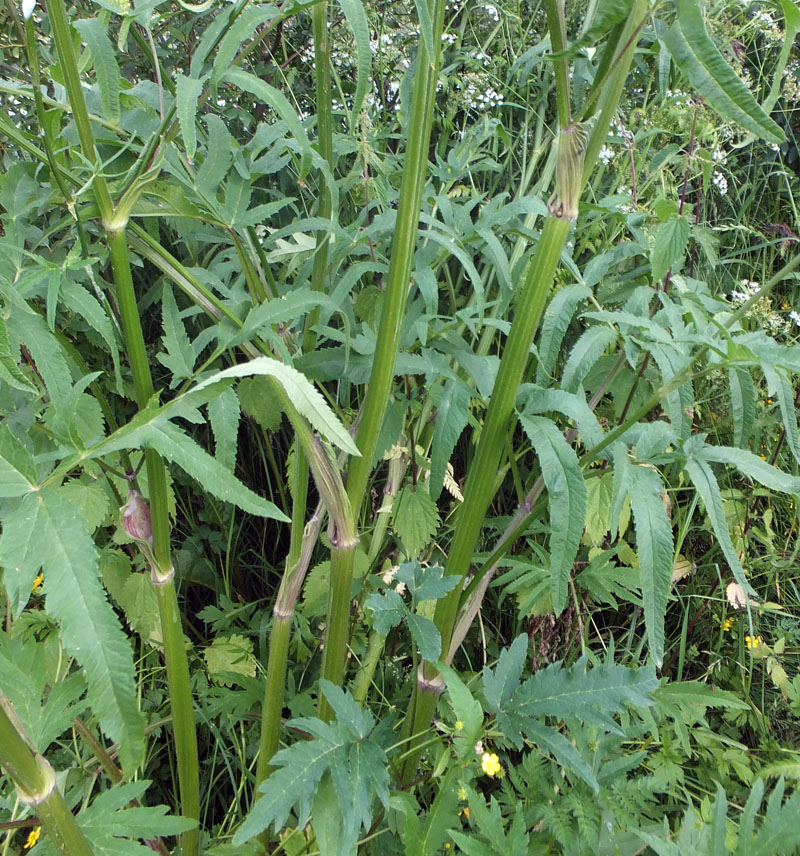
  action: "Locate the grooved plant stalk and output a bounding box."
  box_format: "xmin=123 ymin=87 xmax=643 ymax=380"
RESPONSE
xmin=400 ymin=0 xmax=648 ymax=783
xmin=318 ymin=0 xmax=446 ymax=717
xmin=44 ymin=3 xmax=200 ymax=851
xmin=0 ymin=694 xmax=94 ymax=856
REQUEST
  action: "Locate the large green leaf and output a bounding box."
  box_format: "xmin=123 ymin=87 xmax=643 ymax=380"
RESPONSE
xmin=683 ymin=443 xmax=755 ymax=597
xmin=233 ymin=682 xmax=388 ymax=845
xmin=629 ymin=464 xmax=673 ymax=667
xmin=134 ymin=420 xmax=288 ymax=521
xmin=73 ymin=18 xmax=121 ymax=124
xmin=0 ymin=489 xmax=145 ymax=773
xmin=429 ymin=379 xmax=471 ymax=501
xmin=224 ymin=68 xmax=313 ymax=178
xmin=728 ymin=366 xmax=756 ymax=448
xmin=0 ymin=424 xmax=37 ymax=497
xmin=175 ymin=73 xmax=205 ymax=161
xmin=191 ymin=357 xmax=359 ymax=456
xmin=536 ymin=284 xmax=591 ymax=385
xmin=650 ymin=213 xmax=689 ymax=283
xmin=518 ymin=415 xmax=587 ymax=613
xmin=338 ymin=0 xmax=371 ymax=129
xmin=49 ymin=780 xmax=196 ymax=856
xmin=0 ymin=633 xmax=86 ymax=753
xmin=561 ymin=326 xmax=618 ymax=393
xmin=663 ymin=0 xmax=785 ymax=144
xmin=699 ymin=443 xmax=800 ymax=496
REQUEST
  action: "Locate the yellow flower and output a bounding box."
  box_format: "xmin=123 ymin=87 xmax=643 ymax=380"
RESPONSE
xmin=454 ymin=720 xmax=463 ymax=732
xmin=24 ymin=826 xmax=41 ymax=850
xmin=481 ymin=752 xmax=502 ymax=777
xmin=723 ymin=617 xmax=734 ymax=632
xmin=745 ymin=635 xmax=763 ymax=650
xmin=31 ymin=573 xmax=43 ymax=592
xmin=458 ymin=786 xmax=467 ymax=800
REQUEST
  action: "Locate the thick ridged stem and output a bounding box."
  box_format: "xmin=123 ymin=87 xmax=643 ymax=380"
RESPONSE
xmin=0 ymin=695 xmax=95 ymax=856
xmin=399 ymin=0 xmax=641 ymax=782
xmin=255 ymin=462 xmax=315 ymax=786
xmin=108 ymin=230 xmax=200 ymax=856
xmin=316 ymin=0 xmax=445 ymax=717
xmin=302 ymin=1 xmax=334 ymax=354
xmin=43 ymin=0 xmax=113 ymax=222
xmin=399 ymin=216 xmax=571 ymax=782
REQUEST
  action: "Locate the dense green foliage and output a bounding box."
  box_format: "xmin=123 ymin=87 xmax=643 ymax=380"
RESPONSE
xmin=0 ymin=0 xmax=800 ymax=853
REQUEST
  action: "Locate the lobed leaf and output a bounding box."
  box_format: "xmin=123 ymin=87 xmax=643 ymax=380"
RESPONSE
xmin=663 ymin=0 xmax=784 ymax=144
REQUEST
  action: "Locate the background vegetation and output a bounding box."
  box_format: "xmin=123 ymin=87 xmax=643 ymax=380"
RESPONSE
xmin=0 ymin=0 xmax=800 ymax=853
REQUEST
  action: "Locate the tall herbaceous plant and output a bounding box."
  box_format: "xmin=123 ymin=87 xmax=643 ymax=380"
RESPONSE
xmin=0 ymin=0 xmax=799 ymax=853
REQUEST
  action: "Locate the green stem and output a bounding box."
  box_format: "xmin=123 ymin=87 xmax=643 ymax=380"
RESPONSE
xmin=302 ymin=1 xmax=334 ymax=354
xmin=399 ymin=0 xmax=648 ymax=782
xmin=255 ymin=455 xmax=314 ymax=786
xmin=107 ymin=229 xmax=200 ymax=856
xmin=315 ymin=0 xmax=446 ymax=717
xmin=43 ymin=0 xmax=113 ymax=222
xmin=0 ymin=695 xmax=95 ymax=856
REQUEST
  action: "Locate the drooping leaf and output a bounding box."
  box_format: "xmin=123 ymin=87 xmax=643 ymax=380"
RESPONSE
xmin=536 ymin=284 xmax=591 ymax=385
xmin=518 ymin=415 xmax=587 ymax=613
xmin=663 ymin=0 xmax=785 ymax=144
xmin=206 ymin=386 xmax=241 ymax=472
xmin=191 ymin=357 xmax=359 ymax=456
xmin=699 ymin=443 xmax=800 ymax=496
xmin=561 ymin=325 xmax=618 ymax=393
xmin=0 ymin=316 xmax=35 ymax=392
xmin=728 ymin=366 xmax=756 ymax=449
xmin=0 ymin=489 xmax=145 ymax=773
xmin=520 ymin=386 xmax=604 ymax=448
xmin=210 ymin=4 xmax=280 ymax=89
xmin=429 ymin=379 xmax=471 ymax=501
xmin=74 ymin=18 xmax=121 ymax=124
xmin=135 ymin=420 xmax=288 ymax=521
xmin=224 ymin=68 xmax=313 ymax=179
xmin=629 ymin=464 xmax=674 ymax=667
xmin=483 ymin=634 xmax=528 ymax=712
xmin=683 ymin=443 xmax=754 ymax=596
xmin=175 ymin=73 xmax=205 ymax=161
xmin=338 ymin=0 xmax=371 ymax=129
xmin=158 ymin=283 xmax=196 ymax=385
xmin=763 ymin=363 xmax=800 ymax=465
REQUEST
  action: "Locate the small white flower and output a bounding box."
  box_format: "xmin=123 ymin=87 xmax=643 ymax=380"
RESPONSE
xmin=598 ymin=144 xmax=614 ymax=165
xmin=789 ymin=309 xmax=800 ymax=328
xmin=712 ymin=171 xmax=728 ymax=195
xmin=21 ymin=0 xmax=35 ymax=19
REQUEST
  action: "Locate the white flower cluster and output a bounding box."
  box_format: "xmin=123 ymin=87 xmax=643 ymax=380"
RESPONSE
xmin=730 ymin=280 xmax=795 ymax=334
xmin=598 ymin=144 xmax=614 ymax=165
xmin=712 ymin=171 xmax=728 ymax=195
xmin=466 ymin=82 xmax=503 ymax=110
xmin=474 ymin=51 xmax=491 ymax=67
xmin=442 ymin=32 xmax=457 ymax=46
xmin=482 ymin=3 xmax=500 ymax=22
